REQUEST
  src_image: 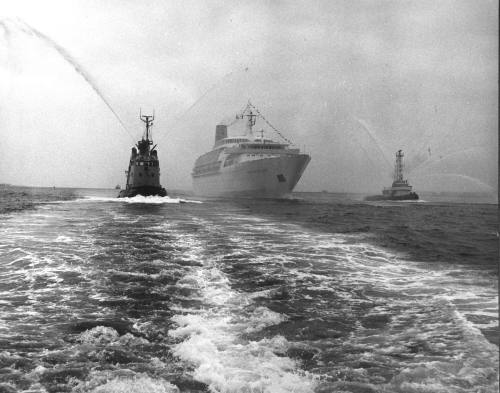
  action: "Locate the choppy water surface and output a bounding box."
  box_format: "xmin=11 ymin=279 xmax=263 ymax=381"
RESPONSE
xmin=0 ymin=189 xmax=497 ymax=393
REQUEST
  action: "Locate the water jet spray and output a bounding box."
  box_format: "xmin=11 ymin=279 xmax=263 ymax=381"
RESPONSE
xmin=3 ymin=18 xmax=135 ymax=141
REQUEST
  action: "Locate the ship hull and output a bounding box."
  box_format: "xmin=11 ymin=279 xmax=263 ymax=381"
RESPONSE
xmin=192 ymin=154 xmax=310 ymax=198
xmin=364 ymin=192 xmax=419 ymax=201
xmin=118 ymin=186 xmax=167 ymax=198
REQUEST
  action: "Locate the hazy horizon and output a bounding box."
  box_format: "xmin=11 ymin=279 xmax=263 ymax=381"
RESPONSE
xmin=0 ymin=1 xmax=497 ymax=195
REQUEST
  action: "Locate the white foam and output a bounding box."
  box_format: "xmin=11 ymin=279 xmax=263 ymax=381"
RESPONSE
xmin=172 ymin=331 xmax=315 ymax=393
xmin=77 ymin=326 xmax=120 ymax=345
xmin=73 ymin=371 xmax=179 ymax=393
xmin=76 ymin=195 xmax=202 ymax=204
xmin=55 ymin=235 xmax=73 ymax=242
xmin=219 ymin=213 xmax=498 ymax=362
xmin=167 ymin=219 xmax=316 ymax=393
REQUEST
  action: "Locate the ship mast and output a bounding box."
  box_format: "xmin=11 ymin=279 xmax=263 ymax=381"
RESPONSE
xmin=245 ymin=110 xmax=256 ymax=138
xmin=140 ymin=110 xmax=155 ymax=143
xmin=394 ymin=150 xmax=404 ymax=183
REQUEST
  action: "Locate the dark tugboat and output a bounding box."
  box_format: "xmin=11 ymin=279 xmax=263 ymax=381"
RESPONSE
xmin=365 ymin=150 xmax=419 ymax=201
xmin=118 ymin=112 xmax=167 ymax=198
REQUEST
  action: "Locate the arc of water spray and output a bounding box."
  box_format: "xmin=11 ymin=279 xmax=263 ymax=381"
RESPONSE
xmin=154 ymin=69 xmax=237 ymax=146
xmin=350 ymin=116 xmax=393 ymax=171
xmin=0 ymin=19 xmax=11 ymax=43
xmin=176 ymin=71 xmax=235 ymax=122
xmin=407 ymin=102 xmax=476 ymax=174
xmin=346 ymin=130 xmax=390 ymax=176
xmin=9 ymin=18 xmax=135 ymax=141
xmin=157 ymin=58 xmax=258 ymax=145
xmin=415 ymin=173 xmax=495 ymax=192
xmin=340 ymin=118 xmax=391 ymax=178
xmin=410 ymin=146 xmax=488 ymax=175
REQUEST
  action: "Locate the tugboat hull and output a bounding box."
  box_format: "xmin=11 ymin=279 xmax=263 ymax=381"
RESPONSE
xmin=118 ymin=186 xmax=167 ymax=198
xmin=365 ymin=192 xmax=419 ymax=201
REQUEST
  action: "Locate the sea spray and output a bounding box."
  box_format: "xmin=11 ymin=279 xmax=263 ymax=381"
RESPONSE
xmin=157 ymin=65 xmax=250 ymax=144
xmin=352 ymin=116 xmax=393 ymax=169
xmin=414 ymin=173 xmax=496 ymax=192
xmin=0 ymin=19 xmax=11 ymax=43
xmin=408 ymin=146 xmax=487 ymax=175
xmin=4 ymin=18 xmax=134 ymax=140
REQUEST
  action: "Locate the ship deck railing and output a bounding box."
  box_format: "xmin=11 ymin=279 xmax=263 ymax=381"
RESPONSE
xmin=224 ymin=146 xmax=300 ymax=154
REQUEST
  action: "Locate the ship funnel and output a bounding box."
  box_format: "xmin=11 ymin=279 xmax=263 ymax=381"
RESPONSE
xmin=215 ymin=124 xmax=227 ymax=143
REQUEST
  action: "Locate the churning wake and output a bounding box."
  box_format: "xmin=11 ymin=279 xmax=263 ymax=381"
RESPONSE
xmin=0 ymin=192 xmax=497 ymax=392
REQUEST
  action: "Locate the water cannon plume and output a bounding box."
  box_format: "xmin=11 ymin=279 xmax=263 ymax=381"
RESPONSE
xmin=7 ymin=18 xmax=134 ymax=141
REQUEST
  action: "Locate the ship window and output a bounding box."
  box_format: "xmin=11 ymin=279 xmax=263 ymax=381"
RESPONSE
xmin=277 ymin=174 xmax=286 ymax=182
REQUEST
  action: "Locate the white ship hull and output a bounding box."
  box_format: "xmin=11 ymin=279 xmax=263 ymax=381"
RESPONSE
xmin=193 ymin=154 xmax=310 ymax=197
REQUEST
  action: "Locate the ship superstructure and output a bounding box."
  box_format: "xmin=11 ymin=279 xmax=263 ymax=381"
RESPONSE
xmin=192 ymin=102 xmax=310 ymax=197
xmin=118 ymin=112 xmax=167 ymax=198
xmin=365 ymin=150 xmax=419 ymax=201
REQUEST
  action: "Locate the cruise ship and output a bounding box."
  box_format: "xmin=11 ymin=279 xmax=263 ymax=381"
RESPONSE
xmin=192 ymin=102 xmax=310 ymax=197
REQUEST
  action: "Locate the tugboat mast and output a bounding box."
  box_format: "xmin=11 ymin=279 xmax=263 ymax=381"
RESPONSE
xmin=140 ymin=111 xmax=154 ymax=143
xmin=394 ymin=150 xmax=404 ymax=183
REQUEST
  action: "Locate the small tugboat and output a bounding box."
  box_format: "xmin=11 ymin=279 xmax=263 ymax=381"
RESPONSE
xmin=365 ymin=150 xmax=419 ymax=201
xmin=118 ymin=112 xmax=167 ymax=198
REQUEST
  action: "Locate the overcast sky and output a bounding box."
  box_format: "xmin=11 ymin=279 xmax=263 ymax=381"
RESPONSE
xmin=0 ymin=0 xmax=497 ymax=193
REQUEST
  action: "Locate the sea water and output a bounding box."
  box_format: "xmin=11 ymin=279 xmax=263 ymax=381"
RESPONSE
xmin=0 ymin=187 xmax=497 ymax=392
